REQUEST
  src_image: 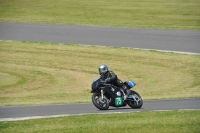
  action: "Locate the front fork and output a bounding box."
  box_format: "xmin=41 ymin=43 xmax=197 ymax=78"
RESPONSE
xmin=120 ymin=89 xmax=126 ymax=100
xmin=101 ymin=89 xmax=104 ymax=100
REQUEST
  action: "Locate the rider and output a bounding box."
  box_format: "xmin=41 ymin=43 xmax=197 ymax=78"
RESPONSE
xmin=98 ymin=64 xmax=130 ymax=100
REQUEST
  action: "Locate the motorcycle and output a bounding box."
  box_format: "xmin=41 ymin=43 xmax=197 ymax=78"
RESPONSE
xmin=90 ymin=77 xmax=143 ymax=110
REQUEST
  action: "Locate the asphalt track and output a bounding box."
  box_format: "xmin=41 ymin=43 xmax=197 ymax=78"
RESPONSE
xmin=0 ymin=98 xmax=199 ymax=121
xmin=0 ymin=22 xmax=200 ymax=121
xmin=0 ymin=22 xmax=200 ymax=54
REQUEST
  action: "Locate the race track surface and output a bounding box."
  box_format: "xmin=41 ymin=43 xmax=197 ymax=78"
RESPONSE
xmin=0 ymin=98 xmax=199 ymax=121
xmin=0 ymin=22 xmax=200 ymax=54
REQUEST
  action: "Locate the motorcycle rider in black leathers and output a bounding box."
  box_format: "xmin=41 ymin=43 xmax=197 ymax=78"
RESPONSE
xmin=98 ymin=64 xmax=130 ymax=100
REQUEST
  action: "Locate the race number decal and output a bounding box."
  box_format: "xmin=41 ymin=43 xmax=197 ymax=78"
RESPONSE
xmin=115 ymin=97 xmax=123 ymax=106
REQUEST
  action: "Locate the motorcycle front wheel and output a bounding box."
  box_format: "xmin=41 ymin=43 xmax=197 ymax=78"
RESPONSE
xmin=127 ymin=90 xmax=143 ymax=109
xmin=92 ymin=93 xmax=109 ymax=110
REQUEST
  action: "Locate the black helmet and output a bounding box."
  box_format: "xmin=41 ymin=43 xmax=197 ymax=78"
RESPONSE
xmin=98 ymin=64 xmax=108 ymax=75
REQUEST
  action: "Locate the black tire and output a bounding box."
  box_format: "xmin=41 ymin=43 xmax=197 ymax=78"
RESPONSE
xmin=127 ymin=90 xmax=143 ymax=109
xmin=92 ymin=93 xmax=109 ymax=110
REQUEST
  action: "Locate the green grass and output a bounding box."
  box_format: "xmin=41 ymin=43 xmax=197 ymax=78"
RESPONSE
xmin=0 ymin=40 xmax=200 ymax=106
xmin=0 ymin=110 xmax=199 ymax=133
xmin=0 ymin=0 xmax=200 ymax=30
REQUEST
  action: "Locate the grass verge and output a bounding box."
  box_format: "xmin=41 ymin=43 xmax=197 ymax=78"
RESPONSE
xmin=0 ymin=40 xmax=199 ymax=106
xmin=0 ymin=110 xmax=199 ymax=133
xmin=0 ymin=0 xmax=200 ymax=30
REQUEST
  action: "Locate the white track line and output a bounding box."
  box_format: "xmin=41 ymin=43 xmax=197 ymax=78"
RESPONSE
xmin=0 ymin=109 xmax=199 ymax=122
xmin=76 ymin=44 xmax=200 ymax=55
xmin=2 ymin=40 xmax=199 ymax=55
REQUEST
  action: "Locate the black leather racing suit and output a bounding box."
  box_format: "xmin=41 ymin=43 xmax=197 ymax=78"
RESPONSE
xmin=101 ymin=71 xmax=129 ymax=95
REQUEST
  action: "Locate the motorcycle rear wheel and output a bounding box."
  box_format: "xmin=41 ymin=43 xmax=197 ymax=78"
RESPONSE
xmin=92 ymin=93 xmax=109 ymax=110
